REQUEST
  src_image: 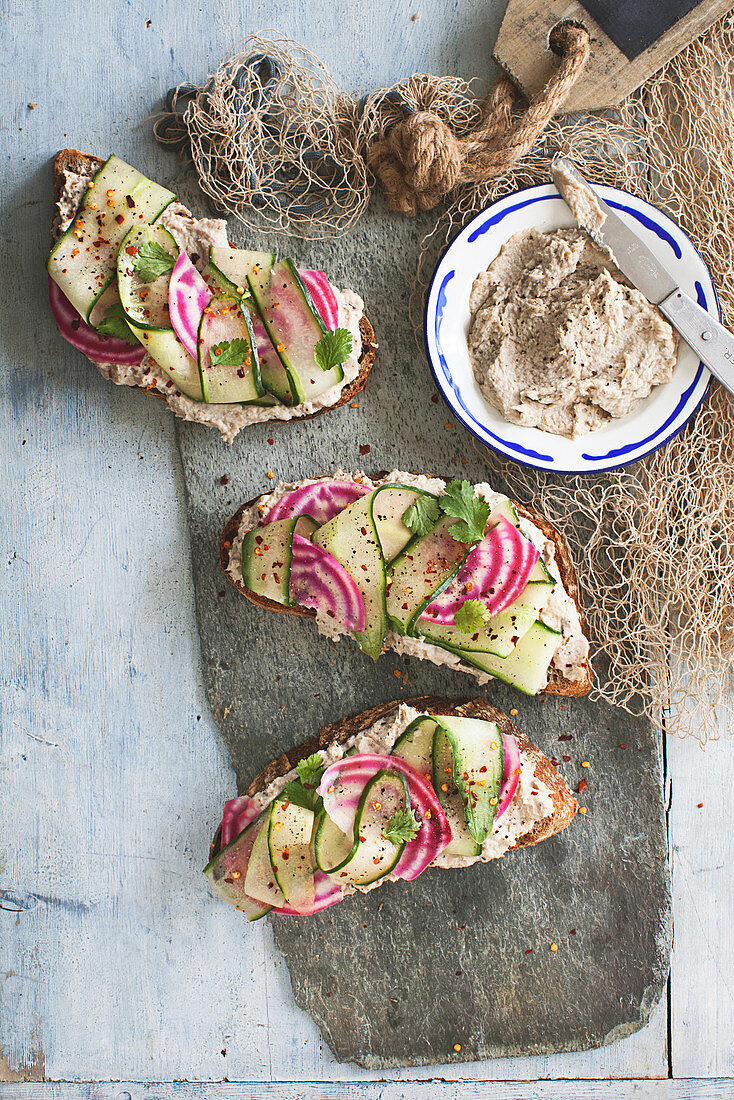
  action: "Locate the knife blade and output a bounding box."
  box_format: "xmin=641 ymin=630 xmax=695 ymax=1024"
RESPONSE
xmin=551 ymin=158 xmax=734 ymax=398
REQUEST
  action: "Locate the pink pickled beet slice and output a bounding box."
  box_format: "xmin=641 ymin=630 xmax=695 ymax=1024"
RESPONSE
xmin=169 ymin=252 xmax=212 ymax=358
xmin=422 ymin=516 xmax=539 ymax=625
xmin=497 ymin=734 xmax=521 ymax=819
xmin=266 ymin=480 xmax=370 ymax=525
xmin=220 ymin=794 xmax=261 ymax=847
xmin=318 ymin=754 xmax=451 ymax=880
xmin=49 ymin=278 xmax=145 ymax=366
xmin=273 ymin=871 xmax=345 ymax=915
xmin=289 ymin=534 xmax=366 ymax=632
xmin=298 ymin=270 xmax=339 ymax=329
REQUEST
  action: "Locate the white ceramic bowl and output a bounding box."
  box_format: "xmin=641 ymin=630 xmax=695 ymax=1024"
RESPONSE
xmin=425 ymin=183 xmax=718 ymax=474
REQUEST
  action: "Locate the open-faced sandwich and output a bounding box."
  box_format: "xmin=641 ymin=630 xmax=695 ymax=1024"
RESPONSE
xmin=47 ymin=151 xmax=376 ymax=442
xmin=221 ymin=471 xmax=592 ymax=696
xmin=205 ymin=696 xmax=578 ymax=919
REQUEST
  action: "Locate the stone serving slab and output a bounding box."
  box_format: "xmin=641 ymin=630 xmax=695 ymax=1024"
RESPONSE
xmin=175 ymin=188 xmax=671 ymax=1069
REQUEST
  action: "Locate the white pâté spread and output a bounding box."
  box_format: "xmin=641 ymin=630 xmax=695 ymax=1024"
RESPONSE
xmin=249 ymin=703 xmax=557 ymax=887
xmin=467 ymin=226 xmax=678 ymax=438
xmin=229 ymin=470 xmax=590 ymax=686
xmin=54 ymin=172 xmax=364 ymax=443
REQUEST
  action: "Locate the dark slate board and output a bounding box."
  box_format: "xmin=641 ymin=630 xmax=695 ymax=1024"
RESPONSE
xmin=175 ymin=183 xmax=671 ymax=1068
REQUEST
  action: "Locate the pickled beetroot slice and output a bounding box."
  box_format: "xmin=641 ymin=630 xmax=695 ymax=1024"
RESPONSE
xmin=421 ymin=517 xmax=539 ymax=625
xmin=266 ymin=480 xmax=370 ymax=525
xmin=318 ymin=754 xmax=451 ymax=880
xmin=289 ymin=534 xmax=366 ymax=632
xmin=273 ymin=872 xmax=344 ymax=915
xmin=49 ymin=278 xmax=145 ymax=366
xmin=169 ymin=252 xmax=212 ymax=359
xmin=220 ymin=794 xmax=261 ymax=847
xmin=497 ymin=734 xmax=521 ymax=819
xmin=298 ymin=270 xmax=339 ymax=329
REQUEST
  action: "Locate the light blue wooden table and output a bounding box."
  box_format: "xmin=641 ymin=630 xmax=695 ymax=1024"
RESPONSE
xmin=2 ymin=0 xmax=733 ymax=1095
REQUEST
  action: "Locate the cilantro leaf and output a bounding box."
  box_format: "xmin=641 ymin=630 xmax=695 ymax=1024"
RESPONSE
xmin=209 ymin=338 xmax=251 ymax=369
xmin=95 ymin=301 xmax=138 ymax=346
xmin=281 ymin=779 xmax=322 ymax=814
xmin=402 ymin=494 xmax=440 ymax=538
xmin=453 ymin=598 xmax=491 ymax=633
xmin=440 ymin=480 xmax=490 ymax=544
xmin=296 ymin=753 xmax=325 ymax=789
xmin=383 ymin=807 xmax=420 ymax=846
xmin=132 ymin=239 xmax=175 ymax=283
xmin=314 ymin=328 xmax=352 ymax=372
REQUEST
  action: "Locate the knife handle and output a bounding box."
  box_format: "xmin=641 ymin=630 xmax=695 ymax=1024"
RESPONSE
xmin=658 ymin=289 xmax=734 ymax=396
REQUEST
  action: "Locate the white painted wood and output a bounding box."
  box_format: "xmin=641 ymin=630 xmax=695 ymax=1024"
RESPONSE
xmin=2 ymin=1081 xmax=734 ymax=1100
xmin=0 ymin=0 xmax=727 ymax=1087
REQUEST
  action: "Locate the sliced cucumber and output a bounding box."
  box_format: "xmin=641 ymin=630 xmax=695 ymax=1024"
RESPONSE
xmin=241 ymin=517 xmax=298 ymax=605
xmin=117 ymin=223 xmax=178 ymax=331
xmin=386 ymin=516 xmax=469 ymax=635
xmin=201 ymin=261 xmax=239 ymax=298
xmin=372 ymin=484 xmax=439 ymax=565
xmin=432 ymin=728 xmax=482 ymax=858
xmin=244 ymin=803 xmax=286 ymax=908
xmin=433 ymin=716 xmax=504 ymax=845
xmin=128 ymin=325 xmax=203 ymax=400
xmin=312 ymin=491 xmax=387 ymax=660
xmin=203 ymin=818 xmax=272 ymax=921
xmin=324 ymin=769 xmax=409 ymax=887
xmin=423 ymin=621 xmax=562 ymax=696
xmin=48 ymin=155 xmax=176 ymax=326
xmin=268 ymin=797 xmax=315 ymax=913
xmin=390 ymin=715 xmax=437 ymax=776
xmin=415 ymin=605 xmax=538 ymax=658
xmin=197 ymin=294 xmax=264 ymax=403
xmin=247 ymin=259 xmax=343 ymax=404
xmin=314 ymin=811 xmax=355 ymax=873
xmin=209 ymin=247 xmax=276 ymax=292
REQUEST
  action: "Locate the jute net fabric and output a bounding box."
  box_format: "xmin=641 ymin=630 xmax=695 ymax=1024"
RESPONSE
xmin=155 ymin=18 xmax=734 ymax=738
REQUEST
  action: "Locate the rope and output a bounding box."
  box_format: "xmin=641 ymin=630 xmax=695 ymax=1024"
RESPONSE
xmin=364 ymin=23 xmax=591 ymax=215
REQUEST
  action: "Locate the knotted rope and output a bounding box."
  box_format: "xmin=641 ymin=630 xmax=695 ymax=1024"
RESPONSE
xmin=153 ymin=25 xmax=590 ymax=232
xmin=364 ymin=22 xmax=591 ymax=215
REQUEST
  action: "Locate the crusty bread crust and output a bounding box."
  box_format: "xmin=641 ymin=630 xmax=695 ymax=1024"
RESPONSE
xmin=219 ymin=478 xmax=593 ymax=697
xmin=209 ymin=695 xmax=578 ymax=860
xmin=51 ymin=149 xmax=377 ymax=421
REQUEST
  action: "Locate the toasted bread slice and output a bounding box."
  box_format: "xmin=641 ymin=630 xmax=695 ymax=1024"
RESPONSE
xmin=219 ymin=476 xmax=593 ymax=697
xmin=50 ymin=149 xmax=377 ymax=428
xmin=209 ymin=695 xmax=577 ymax=860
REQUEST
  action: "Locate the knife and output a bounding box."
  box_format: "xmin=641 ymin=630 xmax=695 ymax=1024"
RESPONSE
xmin=551 ymin=158 xmax=734 ymax=396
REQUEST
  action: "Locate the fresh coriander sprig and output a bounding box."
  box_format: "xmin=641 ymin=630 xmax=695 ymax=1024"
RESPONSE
xmin=453 ymin=598 xmax=490 ymax=633
xmin=439 ymin=480 xmax=490 ymax=544
xmin=296 ymin=753 xmax=325 ymax=788
xmin=96 ymin=301 xmax=138 ymax=346
xmin=281 ymin=753 xmax=326 ymax=813
xmin=314 ymin=328 xmax=352 ymax=372
xmin=383 ymin=807 xmax=420 ymax=846
xmin=209 ymin=338 xmax=251 ymax=369
xmin=132 ymin=239 xmax=176 ymax=283
xmin=402 ymin=494 xmax=440 ymax=538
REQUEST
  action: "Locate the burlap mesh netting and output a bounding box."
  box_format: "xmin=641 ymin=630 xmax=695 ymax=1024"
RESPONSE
xmin=156 ymin=18 xmax=734 ymax=739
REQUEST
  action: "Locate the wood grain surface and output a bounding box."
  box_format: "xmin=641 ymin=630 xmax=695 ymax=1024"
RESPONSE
xmin=1 ymin=0 xmax=732 ymax=1091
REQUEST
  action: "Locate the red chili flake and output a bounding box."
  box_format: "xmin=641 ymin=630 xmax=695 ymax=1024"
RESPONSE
xmin=282 ymin=847 xmax=290 ymax=860
xmin=360 ymin=444 xmax=371 ymax=456
xmin=569 ymin=929 xmax=576 ymax=935
xmin=267 ymin=438 xmax=274 ymax=445
xmin=220 ymin=475 xmax=229 ymax=485
xmin=558 ymin=734 xmax=573 ymax=742
xmin=525 ymin=948 xmax=533 ymax=955
xmin=578 ymin=779 xmax=587 ymax=793
xmin=478 ymin=765 xmax=487 ymax=773
xmin=71 ymin=318 xmax=80 ymax=331
xmin=237 ymin=368 xmax=245 ymax=378
xmin=431 ymin=393 xmax=439 ymax=403
xmin=620 ymin=744 xmax=627 ymax=750
xmin=115 ymin=213 xmax=125 ymax=224
xmin=562 ymin=755 xmax=571 ymax=762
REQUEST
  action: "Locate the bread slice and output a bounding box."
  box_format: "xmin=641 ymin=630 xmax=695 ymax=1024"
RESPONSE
xmin=209 ymin=694 xmax=578 ymax=859
xmin=50 ymin=149 xmax=377 ymax=426
xmin=219 ymin=476 xmax=594 ymax=697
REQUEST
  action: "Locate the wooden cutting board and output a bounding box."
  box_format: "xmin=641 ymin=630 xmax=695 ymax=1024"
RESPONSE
xmin=494 ymin=0 xmax=734 ymax=111
xmin=174 ymin=177 xmax=672 ymax=1067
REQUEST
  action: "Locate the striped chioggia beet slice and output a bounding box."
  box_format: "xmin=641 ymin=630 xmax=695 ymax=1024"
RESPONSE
xmin=289 ymin=534 xmax=366 ymax=632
